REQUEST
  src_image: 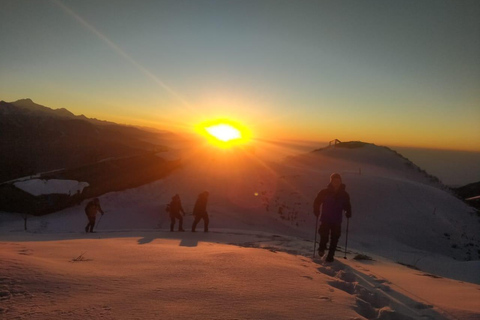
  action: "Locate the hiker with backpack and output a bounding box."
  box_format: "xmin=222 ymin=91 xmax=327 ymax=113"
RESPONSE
xmin=192 ymin=191 xmax=209 ymax=232
xmin=85 ymin=198 xmax=104 ymax=233
xmin=167 ymin=194 xmax=186 ymax=232
xmin=313 ymin=173 xmax=352 ymax=262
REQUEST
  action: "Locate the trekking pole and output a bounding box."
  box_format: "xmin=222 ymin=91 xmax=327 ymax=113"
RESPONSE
xmin=313 ymin=215 xmax=319 ymax=258
xmin=96 ymin=214 xmax=104 ymax=229
xmin=344 ymin=218 xmax=350 ymax=259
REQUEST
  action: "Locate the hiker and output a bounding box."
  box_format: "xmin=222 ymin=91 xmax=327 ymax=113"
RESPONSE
xmin=85 ymin=198 xmax=104 ymax=233
xmin=167 ymin=194 xmax=186 ymax=232
xmin=313 ymin=173 xmax=352 ymax=262
xmin=192 ymin=191 xmax=209 ymax=232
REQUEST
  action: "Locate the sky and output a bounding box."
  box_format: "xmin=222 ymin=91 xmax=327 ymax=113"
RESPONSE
xmin=1 ymin=0 xmax=479 ymax=151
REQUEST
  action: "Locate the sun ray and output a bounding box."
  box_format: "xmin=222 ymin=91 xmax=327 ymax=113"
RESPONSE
xmin=50 ymin=0 xmax=192 ymax=110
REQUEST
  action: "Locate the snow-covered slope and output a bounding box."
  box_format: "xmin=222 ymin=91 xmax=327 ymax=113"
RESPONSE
xmin=2 ymin=143 xmax=478 ymax=281
xmin=1 ymin=142 xmax=480 ymax=319
xmin=1 ymin=231 xmax=479 ymax=319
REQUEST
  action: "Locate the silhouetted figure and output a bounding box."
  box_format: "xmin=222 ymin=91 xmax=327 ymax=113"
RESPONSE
xmin=167 ymin=194 xmax=185 ymax=232
xmin=313 ymin=173 xmax=352 ymax=262
xmin=192 ymin=191 xmax=209 ymax=232
xmin=85 ymin=198 xmax=104 ymax=233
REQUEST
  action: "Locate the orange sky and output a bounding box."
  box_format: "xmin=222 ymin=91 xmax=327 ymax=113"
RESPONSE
xmin=1 ymin=1 xmax=479 ymax=152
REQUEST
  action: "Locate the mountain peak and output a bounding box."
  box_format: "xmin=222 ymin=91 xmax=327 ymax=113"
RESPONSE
xmin=18 ymin=98 xmax=33 ymax=103
xmin=313 ymin=140 xmax=372 ymax=152
xmin=292 ymin=140 xmax=445 ymax=188
xmin=11 ymin=98 xmax=48 ymax=111
xmin=14 ymin=98 xmax=36 ymax=105
xmin=8 ymin=99 xmax=77 ymax=119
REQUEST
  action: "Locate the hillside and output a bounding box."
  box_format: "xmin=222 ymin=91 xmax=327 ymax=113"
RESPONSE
xmin=0 ymin=99 xmax=173 ymax=183
xmin=0 ymin=152 xmax=181 ymax=215
xmin=2 ymin=231 xmax=479 ymax=320
xmin=1 ymin=142 xmax=479 ymax=283
xmin=1 ymin=141 xmax=479 ymax=319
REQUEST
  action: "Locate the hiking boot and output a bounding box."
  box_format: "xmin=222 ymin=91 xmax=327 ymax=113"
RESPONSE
xmin=325 ymin=255 xmax=334 ymax=263
xmin=318 ymin=249 xmax=325 ymax=257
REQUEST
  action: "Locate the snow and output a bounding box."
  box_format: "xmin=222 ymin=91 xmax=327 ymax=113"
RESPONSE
xmin=1 ymin=231 xmax=479 ymax=319
xmin=13 ymin=179 xmax=89 ymax=196
xmin=341 ymin=255 xmax=480 ymax=319
xmin=0 ymin=233 xmax=363 ymax=320
xmin=1 ymin=143 xmax=479 ymax=319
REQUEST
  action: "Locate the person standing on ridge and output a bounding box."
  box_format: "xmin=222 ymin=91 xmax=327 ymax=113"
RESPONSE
xmin=167 ymin=194 xmax=186 ymax=232
xmin=85 ymin=198 xmax=104 ymax=233
xmin=192 ymin=191 xmax=209 ymax=232
xmin=313 ymin=173 xmax=352 ymax=262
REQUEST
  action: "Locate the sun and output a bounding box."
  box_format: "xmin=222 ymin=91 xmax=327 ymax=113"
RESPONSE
xmin=205 ymin=124 xmax=241 ymax=142
xmin=197 ymin=119 xmax=251 ymax=148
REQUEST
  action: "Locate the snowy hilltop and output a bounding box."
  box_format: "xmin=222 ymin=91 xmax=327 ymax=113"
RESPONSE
xmin=1 ymin=141 xmax=479 ymax=319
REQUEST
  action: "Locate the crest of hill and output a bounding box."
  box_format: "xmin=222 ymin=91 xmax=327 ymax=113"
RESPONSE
xmin=6 ymin=98 xmax=119 ymax=126
xmin=10 ymin=98 xmax=76 ymax=118
xmin=290 ymin=141 xmax=444 ymax=188
xmin=0 ymin=99 xmax=176 ymax=183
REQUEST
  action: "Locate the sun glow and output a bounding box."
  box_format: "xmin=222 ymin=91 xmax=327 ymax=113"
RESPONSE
xmin=197 ymin=120 xmax=251 ymax=148
xmin=206 ymin=124 xmax=241 ymax=142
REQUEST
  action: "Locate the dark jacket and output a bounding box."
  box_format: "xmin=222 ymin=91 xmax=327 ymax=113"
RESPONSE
xmin=313 ymin=183 xmax=351 ymax=225
xmin=169 ymin=198 xmax=185 ymax=217
xmin=85 ymin=200 xmax=104 ymax=218
xmin=193 ymin=194 xmax=208 ymax=217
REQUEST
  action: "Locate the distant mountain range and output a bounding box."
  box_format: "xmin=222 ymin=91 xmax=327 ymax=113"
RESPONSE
xmin=0 ymin=98 xmax=173 ymax=183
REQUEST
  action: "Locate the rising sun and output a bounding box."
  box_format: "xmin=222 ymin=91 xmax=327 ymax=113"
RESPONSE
xmin=205 ymin=124 xmax=241 ymax=142
xmin=197 ymin=120 xmax=250 ymax=148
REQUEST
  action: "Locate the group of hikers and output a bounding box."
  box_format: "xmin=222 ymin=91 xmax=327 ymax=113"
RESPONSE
xmin=166 ymin=191 xmax=210 ymax=232
xmin=84 ymin=173 xmax=352 ymax=262
xmin=83 ymin=191 xmax=211 ymax=234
